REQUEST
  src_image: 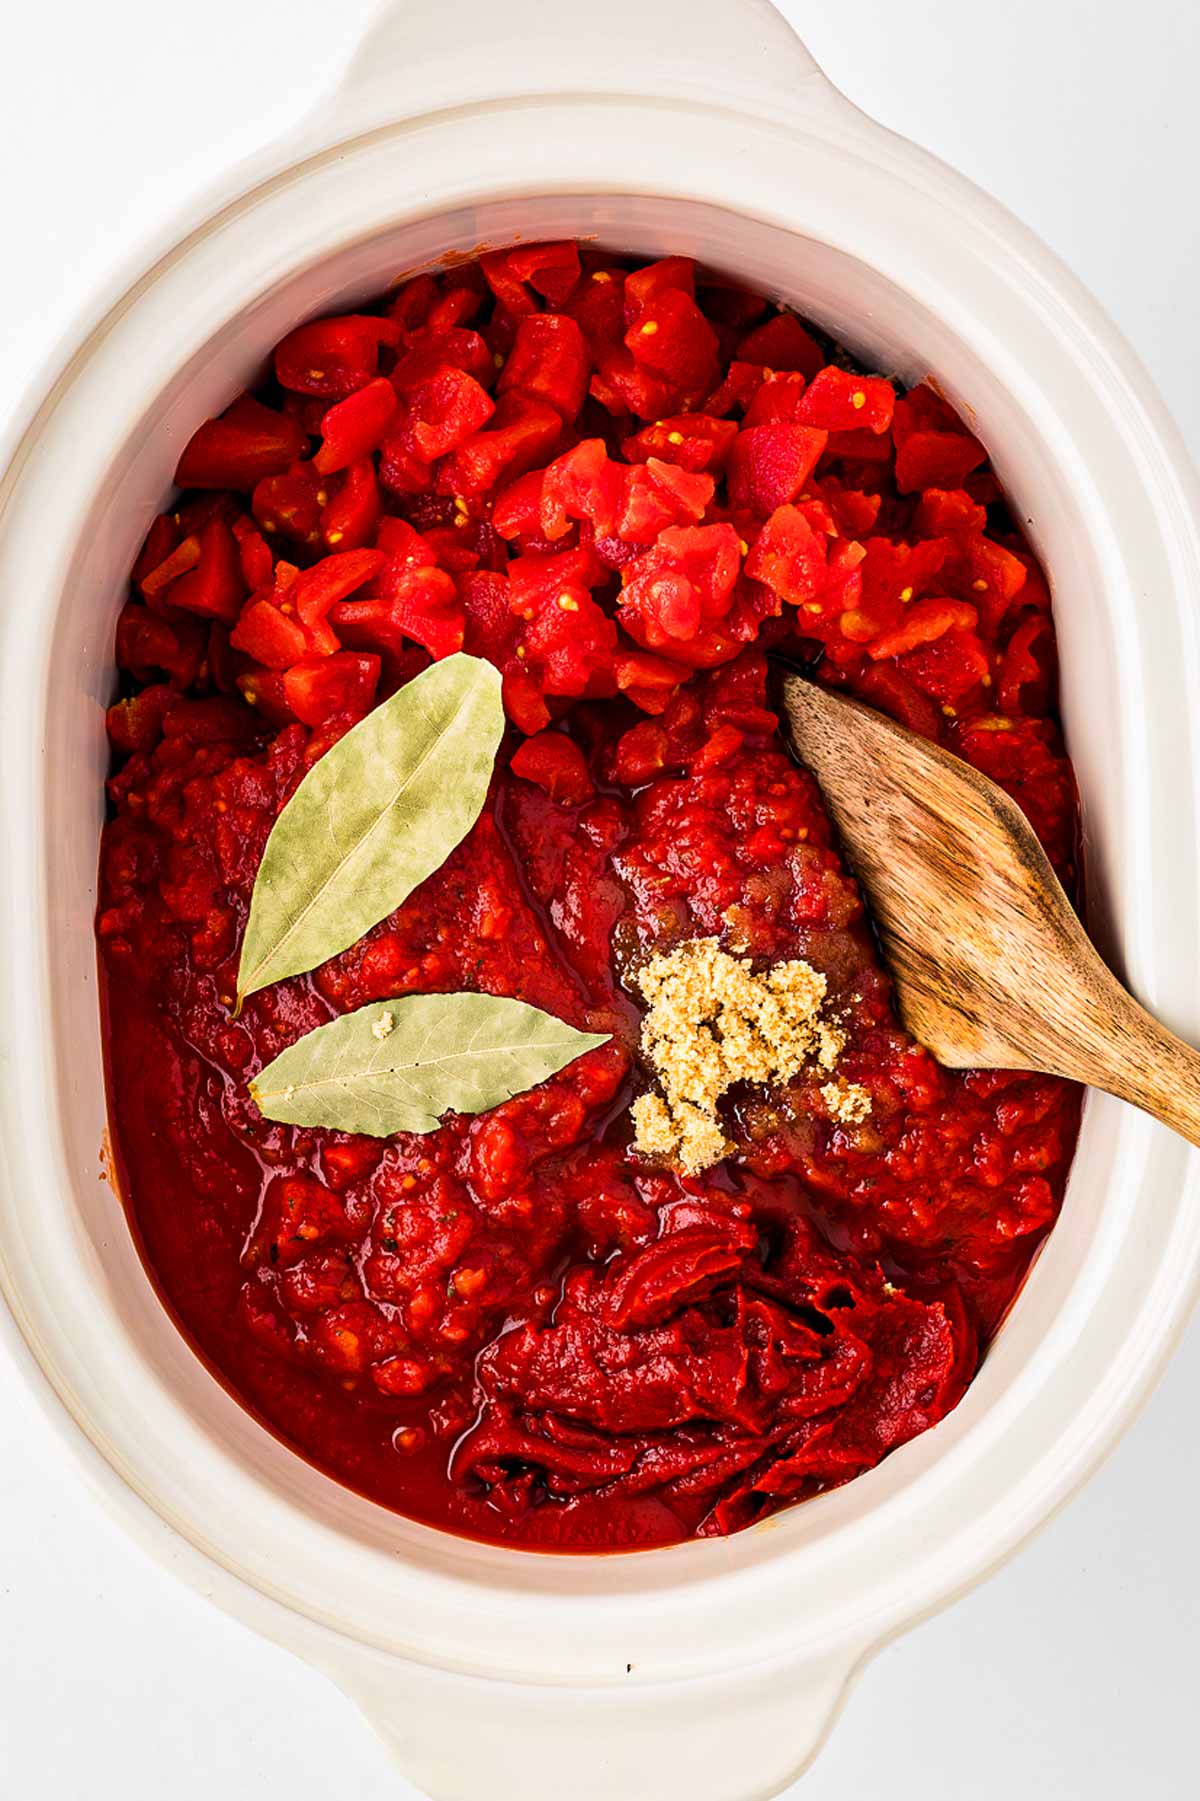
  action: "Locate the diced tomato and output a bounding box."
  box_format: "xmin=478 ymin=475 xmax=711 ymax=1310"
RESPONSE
xmin=998 ymin=613 xmax=1057 ymax=715
xmin=623 ymin=258 xmax=696 ymax=319
xmin=625 ymin=290 xmax=718 ymax=395
xmin=612 ymin=650 xmax=691 ymax=714
xmin=621 ymin=523 xmax=742 ymax=647
xmin=498 ymin=314 xmax=589 ymax=421
xmin=397 ymin=367 xmax=495 ymax=461
xmin=437 ymin=393 xmax=562 ymax=499
xmin=320 ymin=458 xmax=381 ymax=551
xmin=230 ymin=599 xmax=309 ymax=670
xmin=175 ymin=394 xmax=306 ymax=491
xmin=115 ymin=603 xmax=207 ymax=687
xmin=728 ymin=423 xmax=828 ymax=516
xmin=540 ymin=439 xmax=623 ymax=540
xmin=481 ymin=241 xmax=581 ymax=313
xmin=797 ymin=367 xmax=895 ymax=434
xmin=744 ymin=504 xmax=828 ymax=607
xmin=912 ymin=487 xmax=987 ymax=538
xmin=314 ymin=378 xmax=399 ymax=475
xmin=291 ymin=549 xmax=388 ymax=655
xmin=335 ymin=563 xmax=464 ymax=662
xmin=742 ymin=372 xmax=809 ymax=427
xmin=867 ymin=597 xmax=979 ymax=660
xmin=106 ymin=683 xmax=174 ymax=754
xmin=510 ymin=731 xmax=595 ymax=804
xmin=493 ymin=470 xmax=547 ymax=541
xmin=166 ymin=518 xmax=246 ymax=622
xmin=274 ymin=314 xmax=401 ymax=398
xmin=282 ymin=652 xmax=381 ymax=726
xmin=501 ymin=667 xmax=552 ymax=734
xmin=139 ymin=534 xmax=202 ymax=600
xmin=590 ymin=346 xmax=676 ymax=420
xmin=899 ymin=628 xmax=992 ymax=708
xmin=392 ymin=328 xmax=495 ymax=394
xmin=131 ymin=514 xmax=180 ymax=589
xmin=704 ymin=360 xmax=767 ymax=418
xmin=895 ymin=430 xmax=987 ymax=494
xmin=621 ymin=414 xmax=737 ymax=473
xmin=252 ymin=461 xmax=324 ymax=542
xmin=736 ymin=313 xmax=824 ymax=379
xmin=614 ymin=459 xmax=714 ymax=543
xmin=231 ymin=516 xmax=275 ymax=590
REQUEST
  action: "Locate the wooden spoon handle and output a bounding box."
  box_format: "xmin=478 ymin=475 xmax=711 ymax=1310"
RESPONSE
xmin=1066 ymin=974 xmax=1200 ymax=1148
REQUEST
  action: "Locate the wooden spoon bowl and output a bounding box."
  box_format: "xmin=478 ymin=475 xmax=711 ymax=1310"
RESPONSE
xmin=779 ymin=673 xmax=1200 ymax=1147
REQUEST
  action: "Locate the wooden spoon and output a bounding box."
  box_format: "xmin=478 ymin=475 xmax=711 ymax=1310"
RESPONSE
xmin=778 ymin=672 xmax=1200 ymax=1147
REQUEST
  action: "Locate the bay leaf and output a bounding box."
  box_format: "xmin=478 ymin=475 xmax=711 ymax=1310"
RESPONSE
xmin=236 ymin=652 xmax=504 ymax=1005
xmin=249 ymin=992 xmax=611 ymax=1137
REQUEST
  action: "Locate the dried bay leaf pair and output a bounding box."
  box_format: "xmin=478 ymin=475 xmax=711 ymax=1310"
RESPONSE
xmin=238 ymin=653 xmax=610 ymax=1138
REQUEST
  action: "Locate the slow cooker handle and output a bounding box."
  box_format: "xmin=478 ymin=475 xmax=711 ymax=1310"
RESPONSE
xmin=316 ymin=0 xmax=846 ymax=136
xmin=326 ymin=1637 xmax=861 ymax=1801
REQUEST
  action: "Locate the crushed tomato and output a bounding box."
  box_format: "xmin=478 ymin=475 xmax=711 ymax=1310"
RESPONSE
xmin=97 ymin=244 xmax=1081 ymax=1551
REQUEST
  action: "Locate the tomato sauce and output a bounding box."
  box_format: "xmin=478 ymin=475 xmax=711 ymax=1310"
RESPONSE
xmin=98 ymin=245 xmax=1081 ymax=1549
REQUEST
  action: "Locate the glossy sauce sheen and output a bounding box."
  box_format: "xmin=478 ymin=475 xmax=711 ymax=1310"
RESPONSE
xmin=98 ymin=245 xmax=1081 ymax=1550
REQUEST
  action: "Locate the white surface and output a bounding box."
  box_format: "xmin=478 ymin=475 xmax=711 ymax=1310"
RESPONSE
xmin=1 ymin=2 xmax=1198 ymax=1797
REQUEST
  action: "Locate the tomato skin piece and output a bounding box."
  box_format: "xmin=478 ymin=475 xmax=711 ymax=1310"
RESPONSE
xmin=175 ymin=394 xmax=306 ymax=491
xmin=498 ymin=314 xmax=590 ymax=422
xmin=510 ymin=731 xmax=595 ymax=805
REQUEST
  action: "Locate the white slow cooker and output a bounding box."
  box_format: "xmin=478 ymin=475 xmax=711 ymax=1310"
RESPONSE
xmin=2 ymin=3 xmax=1199 ymax=1796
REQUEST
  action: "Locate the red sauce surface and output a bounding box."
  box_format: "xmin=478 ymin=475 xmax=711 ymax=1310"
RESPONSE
xmin=98 ymin=244 xmax=1081 ymax=1550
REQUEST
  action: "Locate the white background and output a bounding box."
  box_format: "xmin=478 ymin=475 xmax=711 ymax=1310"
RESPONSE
xmin=2 ymin=2 xmax=1198 ymax=1796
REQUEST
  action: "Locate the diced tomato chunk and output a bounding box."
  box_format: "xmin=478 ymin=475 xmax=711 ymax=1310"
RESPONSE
xmin=498 ymin=314 xmax=589 ymax=421
xmin=230 ymin=599 xmax=309 ymax=670
xmin=166 ymin=518 xmax=246 ymax=623
xmin=314 ymin=379 xmax=399 ymax=476
xmin=510 ymin=731 xmax=595 ymax=804
xmin=797 ymin=367 xmax=895 ymax=434
xmin=727 ymin=423 xmax=828 ymax=516
xmin=438 ymin=393 xmax=562 ymax=498
xmin=744 ymin=505 xmax=829 ymax=607
xmin=867 ymin=598 xmax=979 ymax=660
xmin=175 ymin=394 xmax=306 ymax=491
xmin=283 ymin=652 xmax=381 ymax=726
xmin=736 ymin=313 xmax=824 ymax=379
xmin=621 ymin=414 xmax=738 ymax=473
xmin=274 ymin=315 xmax=400 ymax=398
